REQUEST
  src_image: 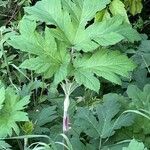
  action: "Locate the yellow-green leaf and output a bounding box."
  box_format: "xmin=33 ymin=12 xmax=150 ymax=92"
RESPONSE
xmin=109 ymin=0 xmax=129 ymax=23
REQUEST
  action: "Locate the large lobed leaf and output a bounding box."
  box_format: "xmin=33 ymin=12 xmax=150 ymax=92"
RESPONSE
xmin=7 ymin=1 xmax=138 ymax=91
xmin=24 ymin=0 xmax=141 ymax=52
xmin=74 ymin=94 xmax=134 ymax=139
xmin=0 ymin=84 xmax=30 ymax=137
xmin=8 ymin=17 xmax=71 ymax=85
xmin=74 ymin=49 xmax=136 ymax=92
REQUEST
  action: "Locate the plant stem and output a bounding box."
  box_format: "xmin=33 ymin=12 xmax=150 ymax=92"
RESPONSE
xmin=61 ymin=80 xmax=79 ymax=150
xmin=62 ymin=94 xmax=70 ymax=150
xmin=141 ymin=54 xmax=150 ymax=73
xmin=99 ymin=137 xmax=102 ymax=150
xmin=63 ymin=94 xmax=70 ymax=133
xmin=0 ymin=43 xmax=18 ymax=90
xmin=24 ymin=138 xmax=28 ymax=150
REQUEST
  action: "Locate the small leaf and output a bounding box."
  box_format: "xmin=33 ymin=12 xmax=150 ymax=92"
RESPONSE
xmin=122 ymin=139 xmax=148 ymax=150
xmin=124 ymin=0 xmax=143 ymax=16
xmin=95 ymin=9 xmax=110 ymax=22
xmin=54 ymin=63 xmax=69 ymax=85
xmin=109 ymin=0 xmax=129 ymax=23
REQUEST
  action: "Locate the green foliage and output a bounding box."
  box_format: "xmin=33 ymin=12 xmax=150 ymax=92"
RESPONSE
xmin=126 ymin=84 xmax=150 ymax=147
xmin=0 ymin=0 xmax=150 ymax=149
xmin=132 ymin=68 xmax=150 ymax=89
xmin=74 ymin=49 xmax=136 ymax=92
xmin=74 ymin=94 xmax=134 ymax=139
xmin=122 ymin=139 xmax=148 ymax=150
xmin=124 ymin=0 xmax=143 ymax=16
xmin=29 ymin=105 xmax=57 ymax=134
xmin=0 ymin=82 xmax=30 ymax=137
xmin=127 ymin=84 xmax=150 ymax=111
xmin=19 ymin=80 xmax=47 ymax=97
xmin=8 ymin=0 xmax=140 ymax=92
xmin=132 ymin=40 xmax=150 ymax=69
xmin=24 ymin=0 xmax=140 ymax=52
xmin=0 ymin=140 xmax=11 ymax=150
xmin=21 ymin=121 xmax=34 ymax=135
xmin=8 ymin=17 xmax=70 ymax=84
xmin=0 ymin=0 xmax=8 ymax=7
xmin=109 ymin=0 xmax=129 ymax=23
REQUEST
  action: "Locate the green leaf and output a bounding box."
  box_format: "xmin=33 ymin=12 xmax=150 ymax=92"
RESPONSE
xmin=95 ymin=9 xmax=110 ymax=22
xmin=126 ymin=84 xmax=150 ymax=135
xmin=122 ymin=139 xmax=148 ymax=150
xmin=74 ymin=49 xmax=136 ymax=92
xmin=19 ymin=80 xmax=47 ymax=97
xmin=8 ymin=18 xmax=70 ymax=83
xmin=132 ymin=68 xmax=150 ymax=89
xmin=25 ymin=0 xmax=111 ymax=27
xmin=19 ymin=57 xmax=60 ymax=78
xmin=0 ymin=86 xmax=30 ymax=137
xmin=74 ymin=93 xmax=134 ymax=139
xmin=33 ymin=106 xmax=57 ymax=126
xmin=124 ymin=0 xmax=143 ymax=16
xmin=74 ymin=70 xmax=100 ymax=92
xmin=29 ymin=106 xmax=57 ymax=134
xmin=24 ymin=0 xmax=140 ymax=52
xmin=85 ymin=16 xmax=140 ymax=46
xmin=109 ymin=0 xmax=129 ymax=23
xmin=19 ymin=16 xmax=36 ymax=36
xmin=132 ymin=40 xmax=150 ymax=69
xmin=54 ymin=63 xmax=69 ymax=85
xmin=24 ymin=0 xmax=111 ymax=52
xmin=127 ymin=84 xmax=150 ymax=111
xmin=0 ymin=140 xmax=11 ymax=150
xmin=62 ymin=0 xmax=111 ymax=27
xmin=0 ymin=51 xmax=2 ymax=58
xmin=25 ymin=0 xmax=64 ymax=25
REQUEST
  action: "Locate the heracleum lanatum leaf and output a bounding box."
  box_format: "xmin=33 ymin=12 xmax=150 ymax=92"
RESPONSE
xmin=8 ymin=1 xmax=139 ymax=92
xmin=74 ymin=93 xmax=134 ymax=139
xmin=74 ymin=49 xmax=136 ymax=92
xmin=0 ymin=84 xmax=30 ymax=137
xmin=24 ymin=0 xmax=141 ymax=52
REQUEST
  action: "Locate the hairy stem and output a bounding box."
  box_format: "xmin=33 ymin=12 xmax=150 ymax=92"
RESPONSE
xmin=61 ymin=80 xmax=79 ymax=150
xmin=24 ymin=138 xmax=28 ymax=149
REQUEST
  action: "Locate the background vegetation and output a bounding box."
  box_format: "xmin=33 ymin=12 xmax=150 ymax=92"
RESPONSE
xmin=0 ymin=0 xmax=150 ymax=149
